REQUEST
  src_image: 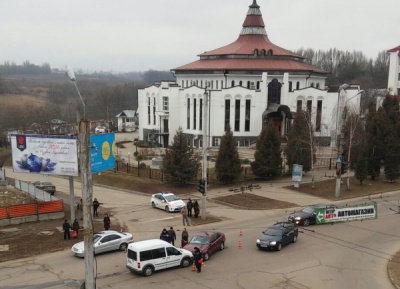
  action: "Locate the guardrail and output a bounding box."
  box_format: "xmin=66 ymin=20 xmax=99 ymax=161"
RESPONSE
xmin=14 ymin=179 xmax=59 ymax=202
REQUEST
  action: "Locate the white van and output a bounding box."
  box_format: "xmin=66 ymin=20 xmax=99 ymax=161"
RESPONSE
xmin=126 ymin=239 xmax=193 ymax=276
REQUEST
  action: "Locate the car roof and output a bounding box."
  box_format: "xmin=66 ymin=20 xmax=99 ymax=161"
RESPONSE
xmin=155 ymin=192 xmax=175 ymax=197
xmin=34 ymin=181 xmax=53 ymax=185
xmin=95 ymin=230 xmax=121 ymax=236
xmin=270 ymin=222 xmax=294 ymax=228
xmin=194 ymin=231 xmax=221 ymax=237
xmin=128 ymin=239 xmax=171 ymax=250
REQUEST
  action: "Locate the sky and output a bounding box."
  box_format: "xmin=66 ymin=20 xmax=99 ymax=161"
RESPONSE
xmin=1 ymin=0 xmax=399 ymax=73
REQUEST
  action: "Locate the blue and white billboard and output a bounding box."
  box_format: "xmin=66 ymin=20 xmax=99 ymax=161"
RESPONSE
xmin=90 ymin=133 xmax=116 ymax=173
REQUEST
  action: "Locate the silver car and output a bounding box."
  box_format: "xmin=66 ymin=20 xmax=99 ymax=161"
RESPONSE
xmin=72 ymin=230 xmax=133 ymax=258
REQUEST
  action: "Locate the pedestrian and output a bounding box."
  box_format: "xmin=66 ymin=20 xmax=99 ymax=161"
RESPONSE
xmin=193 ymin=246 xmax=203 ymax=273
xmin=181 ymin=227 xmax=189 ymax=247
xmin=168 ymin=226 xmax=176 ymax=246
xmin=181 ymin=206 xmax=190 ymax=226
xmin=72 ymin=219 xmax=80 ymax=238
xmin=77 ymin=199 xmax=83 ymax=211
xmin=160 ymin=228 xmax=170 ymax=242
xmin=193 ymin=200 xmax=200 ymax=218
xmin=93 ymin=198 xmax=100 ymax=217
xmin=103 ymin=213 xmax=111 ymax=230
xmin=187 ymin=198 xmax=193 ymax=217
xmin=62 ymin=219 xmax=71 ymax=240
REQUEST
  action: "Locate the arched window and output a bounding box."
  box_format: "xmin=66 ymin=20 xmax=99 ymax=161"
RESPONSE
xmin=310 ymin=82 xmax=314 ymax=88
xmin=231 ymin=80 xmax=235 ymax=87
xmin=316 ymin=83 xmax=320 ymax=89
xmin=296 ymin=82 xmax=300 ymax=90
xmin=254 ymin=49 xmax=259 ymax=56
xmin=261 ymin=49 xmax=266 ymax=56
xmin=268 ymin=79 xmax=282 ymax=104
xmin=267 ymin=49 xmax=273 ymax=56
xmin=289 ymin=81 xmax=293 ymax=92
xmin=239 ymin=81 xmax=243 ymax=86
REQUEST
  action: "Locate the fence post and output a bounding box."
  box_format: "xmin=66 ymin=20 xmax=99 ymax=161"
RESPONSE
xmin=329 ymin=158 xmax=332 ymax=170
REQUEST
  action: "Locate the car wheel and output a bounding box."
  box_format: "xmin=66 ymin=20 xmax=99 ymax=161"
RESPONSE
xmin=165 ymin=206 xmax=169 ymax=212
xmin=204 ymin=252 xmax=209 ymax=261
xmin=220 ymin=242 xmax=225 ymax=250
xmin=143 ymin=266 xmax=154 ymax=277
xmin=151 ymin=202 xmax=156 ymax=208
xmin=292 ymin=235 xmax=297 ymax=243
xmin=276 ymin=243 xmax=282 ymax=251
xmin=119 ymin=243 xmax=128 ymax=251
xmin=181 ymin=257 xmax=191 ymax=268
xmin=303 ymin=219 xmax=310 ymax=226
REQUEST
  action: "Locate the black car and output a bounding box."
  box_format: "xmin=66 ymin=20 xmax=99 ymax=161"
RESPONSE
xmin=256 ymin=222 xmax=298 ymax=251
xmin=33 ymin=181 xmax=56 ymax=195
xmin=288 ymin=204 xmax=337 ymax=226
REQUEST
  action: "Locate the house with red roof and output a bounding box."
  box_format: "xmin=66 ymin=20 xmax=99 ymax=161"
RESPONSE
xmin=137 ymin=0 xmax=363 ymax=149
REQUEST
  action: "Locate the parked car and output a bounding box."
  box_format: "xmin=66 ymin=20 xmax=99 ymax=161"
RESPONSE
xmin=95 ymin=126 xmax=106 ymax=133
xmin=127 ymin=239 xmax=193 ymax=276
xmin=182 ymin=231 xmax=225 ymax=261
xmin=256 ymin=222 xmax=298 ymax=251
xmin=33 ymin=181 xmax=56 ymax=195
xmin=150 ymin=192 xmax=185 ymax=212
xmin=71 ymin=230 xmax=133 ymax=258
xmin=288 ymin=204 xmax=337 ymax=226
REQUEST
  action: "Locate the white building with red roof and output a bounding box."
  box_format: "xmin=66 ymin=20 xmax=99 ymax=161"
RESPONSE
xmin=138 ymin=0 xmax=362 ymax=149
xmin=387 ymin=45 xmax=400 ymax=96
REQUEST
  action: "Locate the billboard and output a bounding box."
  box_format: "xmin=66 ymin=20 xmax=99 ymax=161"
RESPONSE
xmin=292 ymin=164 xmax=303 ymax=182
xmin=315 ymin=204 xmax=377 ymax=224
xmin=90 ymin=133 xmax=116 ymax=174
xmin=11 ymin=134 xmax=78 ymax=176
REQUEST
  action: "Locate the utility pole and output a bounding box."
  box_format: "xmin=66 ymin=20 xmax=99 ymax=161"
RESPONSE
xmin=201 ymin=89 xmax=209 ymax=220
xmin=79 ymin=119 xmax=95 ymax=289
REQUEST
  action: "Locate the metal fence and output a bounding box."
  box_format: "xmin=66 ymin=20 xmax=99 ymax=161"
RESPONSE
xmin=14 ymin=179 xmax=59 ymax=202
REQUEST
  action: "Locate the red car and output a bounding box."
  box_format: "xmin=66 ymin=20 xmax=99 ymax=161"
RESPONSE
xmin=182 ymin=231 xmax=225 ymax=261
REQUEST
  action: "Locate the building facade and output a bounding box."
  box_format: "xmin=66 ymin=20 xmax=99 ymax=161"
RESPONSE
xmin=387 ymin=45 xmax=400 ymax=96
xmin=138 ymin=0 xmax=362 ymax=149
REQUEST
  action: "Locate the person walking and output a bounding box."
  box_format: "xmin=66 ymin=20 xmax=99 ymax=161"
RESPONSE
xmin=187 ymin=198 xmax=193 ymax=217
xmin=193 ymin=247 xmax=203 ymax=273
xmin=168 ymin=226 xmax=176 ymax=246
xmin=193 ymin=200 xmax=200 ymax=218
xmin=72 ymin=219 xmax=80 ymax=238
xmin=103 ymin=213 xmax=111 ymax=230
xmin=93 ymin=198 xmax=100 ymax=217
xmin=160 ymin=228 xmax=170 ymax=242
xmin=181 ymin=206 xmax=190 ymax=226
xmin=62 ymin=220 xmax=71 ymax=240
xmin=181 ymin=227 xmax=189 ymax=247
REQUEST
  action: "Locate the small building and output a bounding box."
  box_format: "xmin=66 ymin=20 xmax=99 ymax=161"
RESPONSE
xmin=115 ymin=110 xmax=137 ymax=132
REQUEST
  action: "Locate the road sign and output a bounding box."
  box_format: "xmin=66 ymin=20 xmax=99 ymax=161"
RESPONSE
xmin=336 ymin=156 xmax=342 ymax=163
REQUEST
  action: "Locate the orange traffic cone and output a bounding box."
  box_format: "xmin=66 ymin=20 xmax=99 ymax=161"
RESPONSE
xmin=192 ymin=261 xmax=196 ymax=271
xmin=239 ymin=230 xmax=243 ymax=237
xmin=238 ymin=241 xmax=242 ymax=249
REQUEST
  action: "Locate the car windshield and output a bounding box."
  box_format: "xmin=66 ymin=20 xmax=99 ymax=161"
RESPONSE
xmin=190 ymin=236 xmax=209 ymax=245
xmin=302 ymin=207 xmax=315 ymax=214
xmin=164 ymin=195 xmax=180 ymax=202
xmin=93 ymin=234 xmax=102 ymax=242
xmin=264 ymin=228 xmax=283 ymax=237
xmin=42 ymin=182 xmax=53 ymax=185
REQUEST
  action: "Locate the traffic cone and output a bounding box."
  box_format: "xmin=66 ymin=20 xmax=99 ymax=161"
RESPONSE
xmin=192 ymin=261 xmax=196 ymax=271
xmin=239 ymin=230 xmax=243 ymax=237
xmin=238 ymin=241 xmax=242 ymax=249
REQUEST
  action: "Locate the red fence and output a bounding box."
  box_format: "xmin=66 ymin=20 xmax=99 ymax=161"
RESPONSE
xmin=0 ymin=200 xmax=64 ymax=219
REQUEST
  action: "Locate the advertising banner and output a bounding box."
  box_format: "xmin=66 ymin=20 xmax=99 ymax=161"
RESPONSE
xmin=292 ymin=164 xmax=303 ymax=182
xmin=315 ymin=204 xmax=377 ymax=224
xmin=90 ymin=133 xmax=116 ymax=173
xmin=11 ymin=134 xmax=78 ymax=176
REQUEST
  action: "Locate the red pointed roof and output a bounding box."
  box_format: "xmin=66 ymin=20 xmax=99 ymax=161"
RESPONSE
xmin=388 ymin=45 xmax=400 ymax=52
xmin=173 ymin=1 xmax=326 ymax=74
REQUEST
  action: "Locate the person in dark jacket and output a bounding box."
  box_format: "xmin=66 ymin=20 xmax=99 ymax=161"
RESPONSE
xmin=168 ymin=226 xmax=176 ymax=245
xmin=187 ymin=198 xmax=193 ymax=217
xmin=193 ymin=246 xmax=203 ymax=273
xmin=193 ymin=200 xmax=200 ymax=218
xmin=160 ymin=228 xmax=170 ymax=242
xmin=181 ymin=228 xmax=189 ymax=247
xmin=103 ymin=213 xmax=111 ymax=230
xmin=63 ymin=220 xmax=71 ymax=240
xmin=93 ymin=198 xmax=100 ymax=217
xmin=72 ymin=219 xmax=80 ymax=237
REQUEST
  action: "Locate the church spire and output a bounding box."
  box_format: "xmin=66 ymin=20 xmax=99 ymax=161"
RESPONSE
xmin=240 ymin=0 xmax=267 ymax=36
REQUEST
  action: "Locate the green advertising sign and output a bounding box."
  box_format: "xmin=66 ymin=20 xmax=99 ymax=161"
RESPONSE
xmin=315 ymin=204 xmax=377 ymax=224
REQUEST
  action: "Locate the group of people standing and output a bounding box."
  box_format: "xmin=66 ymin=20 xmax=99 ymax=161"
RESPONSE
xmin=186 ymin=198 xmax=199 ymax=218
xmin=160 ymin=227 xmax=190 ymax=248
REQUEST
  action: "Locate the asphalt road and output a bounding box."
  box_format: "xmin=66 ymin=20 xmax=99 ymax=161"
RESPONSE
xmin=1 ymin=169 xmax=400 ymax=289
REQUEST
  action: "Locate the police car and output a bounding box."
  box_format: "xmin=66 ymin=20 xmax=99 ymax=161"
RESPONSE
xmin=150 ymin=192 xmax=186 ymax=212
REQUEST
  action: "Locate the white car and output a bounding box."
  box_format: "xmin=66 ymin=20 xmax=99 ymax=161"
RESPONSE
xmin=71 ymin=230 xmax=133 ymax=258
xmin=151 ymin=192 xmax=185 ymax=212
xmin=95 ymin=126 xmax=106 ymax=133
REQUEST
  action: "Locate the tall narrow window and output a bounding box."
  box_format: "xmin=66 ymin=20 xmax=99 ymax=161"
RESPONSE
xmin=199 ymin=99 xmax=203 ymax=131
xmin=247 ymin=81 xmax=250 ymax=89
xmin=153 ymin=97 xmax=156 ymax=125
xmin=231 ymin=80 xmax=235 ymax=87
xmin=234 ymin=99 xmax=240 ymax=132
xmin=193 ymin=99 xmax=197 ymax=130
xmin=245 ymin=99 xmax=251 ymax=131
xmin=296 ymin=82 xmax=300 ymax=90
xmin=162 ymin=96 xmax=169 ymax=111
xmin=307 ymin=100 xmax=312 ymax=115
xmin=224 ymin=99 xmax=230 ymax=131
xmin=316 ymin=83 xmax=320 ymax=89
xmin=316 ymin=100 xmax=322 ymax=132
xmin=239 ymin=81 xmax=243 ymax=86
xmin=267 ymin=79 xmax=282 ymax=104
xmin=181 ymin=80 xmax=184 ymax=87
xmin=256 ymin=81 xmax=260 ymax=90
xmin=221 ymin=80 xmax=223 ymax=88
xmin=216 ymin=81 xmax=218 ymax=89
xmin=187 ymin=98 xmax=190 ymax=129
xmin=147 ymin=97 xmax=151 ymax=124
xmin=289 ymin=81 xmax=293 ymax=92
xmin=297 ymin=100 xmax=302 ymax=112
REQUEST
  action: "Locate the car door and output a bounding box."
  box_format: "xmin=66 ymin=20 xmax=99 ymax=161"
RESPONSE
xmin=154 ymin=195 xmax=161 ymax=209
xmin=281 ymin=228 xmax=291 ymax=246
xmin=166 ymin=246 xmax=182 ymax=268
xmin=151 ymin=247 xmax=167 ymax=271
xmin=209 ymin=234 xmax=219 ymax=254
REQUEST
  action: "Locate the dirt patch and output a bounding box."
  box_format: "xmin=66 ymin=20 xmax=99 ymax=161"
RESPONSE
xmin=212 ymin=193 xmax=297 ymax=210
xmin=388 ymin=250 xmax=400 ymax=288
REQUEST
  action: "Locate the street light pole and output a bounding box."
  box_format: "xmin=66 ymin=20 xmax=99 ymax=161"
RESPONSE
xmin=201 ymin=87 xmax=209 ymax=220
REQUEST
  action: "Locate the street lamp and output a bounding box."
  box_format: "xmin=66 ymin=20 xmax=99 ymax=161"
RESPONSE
xmin=128 ymin=152 xmax=131 ymax=168
xmin=67 ymin=66 xmax=95 ymax=289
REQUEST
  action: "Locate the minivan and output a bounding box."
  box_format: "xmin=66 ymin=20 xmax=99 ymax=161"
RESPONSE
xmin=126 ymin=239 xmax=193 ymax=276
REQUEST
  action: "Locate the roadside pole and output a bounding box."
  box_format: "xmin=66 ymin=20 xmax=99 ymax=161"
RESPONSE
xmin=69 ymin=176 xmax=75 ymax=224
xmin=201 ymin=89 xmax=209 ymax=220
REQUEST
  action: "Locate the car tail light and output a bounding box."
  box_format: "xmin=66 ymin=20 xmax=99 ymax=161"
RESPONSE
xmin=138 ymin=262 xmax=141 ymax=268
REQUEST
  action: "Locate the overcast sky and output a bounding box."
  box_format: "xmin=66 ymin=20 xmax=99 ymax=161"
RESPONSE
xmin=1 ymin=0 xmax=399 ymax=73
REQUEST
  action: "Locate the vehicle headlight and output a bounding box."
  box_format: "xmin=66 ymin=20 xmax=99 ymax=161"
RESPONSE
xmin=256 ymin=239 xmax=260 ymax=244
xmin=270 ymin=241 xmax=277 ymax=245
xmin=294 ymin=216 xmax=301 ymax=220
